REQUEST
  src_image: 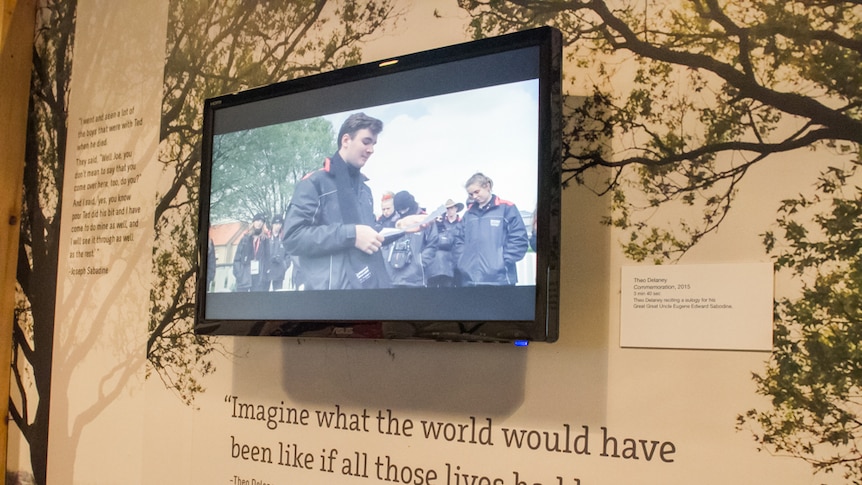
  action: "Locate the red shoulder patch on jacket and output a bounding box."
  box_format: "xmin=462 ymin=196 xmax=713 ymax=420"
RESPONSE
xmin=494 ymin=196 xmax=516 ymax=206
xmin=301 ymin=158 xmax=330 ymax=180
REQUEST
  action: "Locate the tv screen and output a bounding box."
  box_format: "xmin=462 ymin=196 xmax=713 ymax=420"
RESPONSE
xmin=196 ymin=27 xmax=562 ymax=343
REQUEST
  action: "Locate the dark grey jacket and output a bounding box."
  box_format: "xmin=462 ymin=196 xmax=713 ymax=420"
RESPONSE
xmin=282 ymin=156 xmax=384 ymax=290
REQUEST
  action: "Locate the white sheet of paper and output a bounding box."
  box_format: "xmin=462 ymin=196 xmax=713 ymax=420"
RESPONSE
xmin=620 ymin=262 xmax=774 ymax=351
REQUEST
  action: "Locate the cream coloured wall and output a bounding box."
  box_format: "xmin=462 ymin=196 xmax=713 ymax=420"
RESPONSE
xmin=5 ymin=1 xmax=856 ymax=484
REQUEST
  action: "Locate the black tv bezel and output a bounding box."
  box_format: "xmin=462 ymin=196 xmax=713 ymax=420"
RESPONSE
xmin=196 ymin=26 xmax=562 ymax=343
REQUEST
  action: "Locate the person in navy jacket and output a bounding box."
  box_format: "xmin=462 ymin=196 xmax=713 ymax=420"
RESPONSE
xmin=454 ymin=172 xmax=528 ymax=286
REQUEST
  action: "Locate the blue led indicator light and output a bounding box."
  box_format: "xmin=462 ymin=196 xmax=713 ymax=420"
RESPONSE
xmin=514 ymin=340 xmax=529 ymax=347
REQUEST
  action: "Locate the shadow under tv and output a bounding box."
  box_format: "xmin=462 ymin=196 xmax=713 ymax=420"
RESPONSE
xmin=196 ymin=27 xmax=562 ymax=343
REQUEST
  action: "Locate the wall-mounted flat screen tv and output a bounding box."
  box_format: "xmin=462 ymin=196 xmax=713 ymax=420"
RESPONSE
xmin=196 ymin=26 xmax=562 ymax=343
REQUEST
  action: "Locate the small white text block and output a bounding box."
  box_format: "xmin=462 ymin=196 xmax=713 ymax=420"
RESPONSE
xmin=620 ymin=263 xmax=773 ymax=351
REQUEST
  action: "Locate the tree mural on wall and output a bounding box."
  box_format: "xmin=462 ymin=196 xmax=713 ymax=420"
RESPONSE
xmin=458 ymin=0 xmax=860 ymax=260
xmin=11 ymin=1 xmax=76 ymax=483
xmin=151 ymin=0 xmax=400 ymax=403
xmin=740 ymin=166 xmax=862 ymax=480
xmin=458 ymin=0 xmax=861 ymax=480
xmin=10 ymin=1 xmax=400 ymax=483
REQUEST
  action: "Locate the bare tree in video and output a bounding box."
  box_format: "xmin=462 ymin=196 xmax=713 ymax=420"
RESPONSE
xmin=209 ymin=119 xmax=334 ymax=224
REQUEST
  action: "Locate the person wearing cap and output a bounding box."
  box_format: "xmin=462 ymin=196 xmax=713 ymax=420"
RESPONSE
xmin=383 ymin=190 xmax=438 ymax=287
xmin=233 ymin=212 xmax=271 ymax=292
xmin=427 ymin=198 xmax=464 ymax=288
xmin=454 ymin=172 xmax=528 ymax=286
xmin=282 ymin=113 xmax=391 ymax=290
xmin=267 ymin=214 xmax=291 ymax=290
xmin=374 ymin=190 xmax=400 ymax=231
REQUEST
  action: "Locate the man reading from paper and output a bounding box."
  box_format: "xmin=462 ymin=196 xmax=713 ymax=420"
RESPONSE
xmin=282 ymin=113 xmax=391 ymax=290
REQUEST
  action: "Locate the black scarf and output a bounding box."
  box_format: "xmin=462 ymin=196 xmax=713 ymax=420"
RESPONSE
xmin=330 ymin=154 xmax=390 ymax=289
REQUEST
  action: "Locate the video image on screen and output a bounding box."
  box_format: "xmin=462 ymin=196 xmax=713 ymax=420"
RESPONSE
xmin=208 ymin=81 xmax=539 ymax=297
xmin=197 ymin=26 xmax=561 ymax=342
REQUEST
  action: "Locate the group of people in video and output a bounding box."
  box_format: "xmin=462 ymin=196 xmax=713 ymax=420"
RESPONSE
xmin=228 ymin=112 xmax=533 ymax=292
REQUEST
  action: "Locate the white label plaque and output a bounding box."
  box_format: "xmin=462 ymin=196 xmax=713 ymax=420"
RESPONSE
xmin=620 ymin=262 xmax=774 ymax=351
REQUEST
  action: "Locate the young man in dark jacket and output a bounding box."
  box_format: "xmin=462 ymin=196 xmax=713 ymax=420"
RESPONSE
xmin=282 ymin=113 xmax=390 ymax=290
